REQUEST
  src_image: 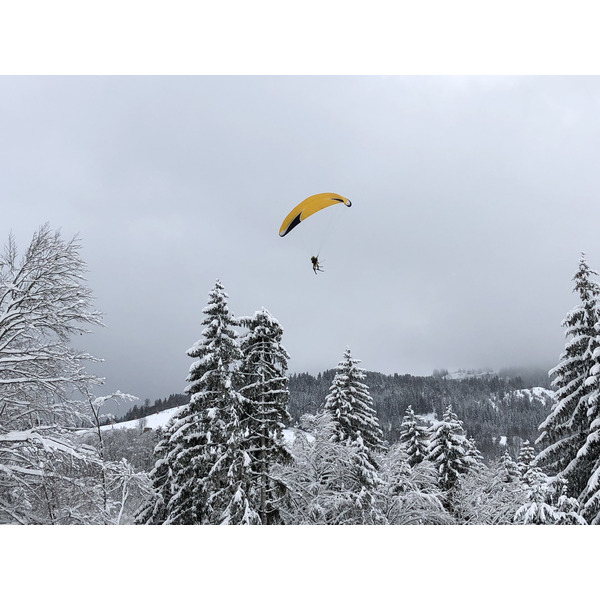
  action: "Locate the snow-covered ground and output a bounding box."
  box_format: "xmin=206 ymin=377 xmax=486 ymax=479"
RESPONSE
xmin=512 ymin=387 xmax=554 ymax=405
xmin=100 ymin=406 xmax=181 ymax=432
xmin=100 ymin=405 xmax=313 ymax=444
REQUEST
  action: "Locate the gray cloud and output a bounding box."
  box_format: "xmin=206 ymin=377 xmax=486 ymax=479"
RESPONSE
xmin=2 ymin=76 xmax=599 ymax=400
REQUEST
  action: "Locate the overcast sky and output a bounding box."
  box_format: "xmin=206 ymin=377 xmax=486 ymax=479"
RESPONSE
xmin=3 ymin=75 xmax=600 ymax=401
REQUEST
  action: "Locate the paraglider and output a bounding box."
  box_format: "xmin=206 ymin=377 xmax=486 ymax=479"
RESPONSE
xmin=279 ymin=193 xmax=352 ymax=238
xmin=310 ymin=255 xmax=323 ymax=274
xmin=279 ymin=193 xmax=351 ymax=274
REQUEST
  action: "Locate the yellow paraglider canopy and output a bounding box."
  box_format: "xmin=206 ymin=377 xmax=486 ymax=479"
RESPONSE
xmin=279 ymin=193 xmax=352 ymax=237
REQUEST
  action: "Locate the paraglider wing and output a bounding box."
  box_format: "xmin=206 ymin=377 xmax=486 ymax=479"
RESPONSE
xmin=279 ymin=193 xmax=352 ymax=237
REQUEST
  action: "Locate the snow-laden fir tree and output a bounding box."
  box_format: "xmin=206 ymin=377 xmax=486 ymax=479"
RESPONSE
xmin=565 ymin=262 xmax=600 ymax=523
xmin=399 ymin=405 xmax=429 ymax=467
xmin=140 ymin=280 xmax=258 ymax=525
xmin=466 ymin=436 xmax=485 ymax=470
xmin=553 ymin=479 xmax=587 ymax=524
xmin=182 ymin=279 xmax=257 ymax=524
xmin=514 ymin=470 xmax=586 ymax=525
xmin=238 ymin=308 xmax=292 ymax=524
xmin=426 ymin=404 xmax=479 ymax=493
xmin=537 ymin=253 xmax=600 ymax=498
xmin=577 ymin=330 xmax=600 ymax=522
xmin=517 ymin=440 xmax=536 ymax=480
xmin=347 ymin=430 xmax=384 ymax=517
xmin=323 ymin=347 xmax=386 ymax=516
xmin=324 ymin=347 xmax=385 ymax=457
xmin=499 ymin=449 xmax=521 ymax=483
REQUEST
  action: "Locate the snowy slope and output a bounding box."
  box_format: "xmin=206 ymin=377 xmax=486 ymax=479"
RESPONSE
xmin=512 ymin=387 xmax=554 ymax=406
xmin=101 ymin=406 xmax=313 ymax=444
xmin=100 ymin=406 xmax=182 ymax=431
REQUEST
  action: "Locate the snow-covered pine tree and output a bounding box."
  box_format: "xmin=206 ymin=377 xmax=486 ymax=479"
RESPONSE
xmin=347 ymin=430 xmax=386 ymax=522
xmin=578 ymin=419 xmax=600 ymax=519
xmin=322 ymin=348 xmax=386 ymax=516
xmin=499 ymin=449 xmax=521 ymax=483
xmin=537 ymin=253 xmax=600 ymax=498
xmin=239 ymin=308 xmax=292 ymax=524
xmin=514 ymin=470 xmax=586 ymax=525
xmin=517 ymin=440 xmax=536 ymax=480
xmin=182 ymin=279 xmax=258 ymax=524
xmin=324 ymin=347 xmax=385 ymax=458
xmin=554 ymin=479 xmax=587 ymax=525
xmin=399 ymin=405 xmax=429 ymax=467
xmin=426 ymin=404 xmax=478 ymax=493
xmin=466 ymin=437 xmax=485 ymax=471
xmin=144 ymin=280 xmax=258 ymax=525
xmin=574 ymin=317 xmax=600 ymax=523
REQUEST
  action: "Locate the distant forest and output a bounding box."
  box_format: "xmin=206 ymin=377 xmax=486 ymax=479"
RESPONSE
xmin=118 ymin=393 xmax=189 ymax=423
xmin=118 ymin=366 xmax=552 ymax=461
xmin=287 ymin=367 xmax=552 ymax=459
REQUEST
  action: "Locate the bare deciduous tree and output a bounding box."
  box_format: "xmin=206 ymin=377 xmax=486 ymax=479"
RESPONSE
xmin=0 ymin=224 xmax=108 ymax=523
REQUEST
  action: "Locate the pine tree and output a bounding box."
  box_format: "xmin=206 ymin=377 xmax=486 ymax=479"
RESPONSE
xmin=513 ymin=468 xmax=559 ymax=524
xmin=554 ymin=480 xmax=587 ymax=525
xmin=517 ymin=440 xmax=536 ymax=479
xmin=426 ymin=404 xmax=478 ymax=492
xmin=182 ymin=279 xmax=258 ymax=524
xmin=322 ymin=348 xmax=385 ymax=516
xmin=537 ymin=253 xmax=600 ymax=498
xmin=324 ymin=347 xmax=385 ymax=458
xmin=514 ymin=470 xmax=586 ymax=525
xmin=399 ymin=405 xmax=429 ymax=467
xmin=348 ymin=431 xmax=386 ymax=522
xmin=574 ymin=317 xmax=600 ymax=523
xmin=499 ymin=449 xmax=521 ymax=483
xmin=465 ymin=437 xmax=486 ymax=472
xmin=140 ymin=280 xmax=258 ymax=524
xmin=239 ymin=308 xmax=292 ymax=524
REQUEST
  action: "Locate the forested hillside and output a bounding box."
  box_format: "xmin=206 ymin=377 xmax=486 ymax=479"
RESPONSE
xmin=288 ymin=368 xmax=553 ymax=459
xmin=117 ymin=393 xmax=189 ymax=423
xmin=121 ymin=367 xmax=553 ymax=462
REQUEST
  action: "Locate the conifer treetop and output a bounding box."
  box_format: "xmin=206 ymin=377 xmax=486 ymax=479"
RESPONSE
xmin=324 ymin=346 xmax=385 ymax=453
xmin=184 ymin=279 xmax=242 ymax=399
